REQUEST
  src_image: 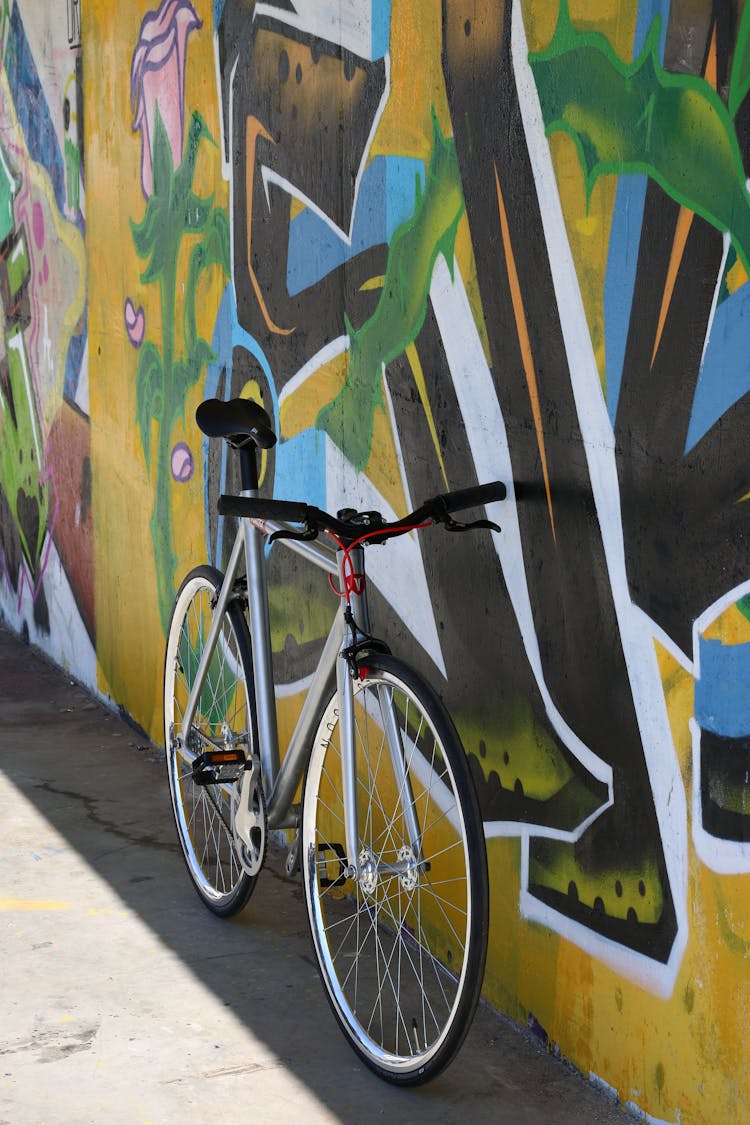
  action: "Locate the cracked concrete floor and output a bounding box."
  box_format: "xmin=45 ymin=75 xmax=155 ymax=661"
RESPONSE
xmin=0 ymin=625 xmax=626 ymax=1124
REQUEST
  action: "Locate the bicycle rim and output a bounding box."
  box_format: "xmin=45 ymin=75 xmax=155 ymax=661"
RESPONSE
xmin=302 ymin=655 xmax=488 ymax=1083
xmin=164 ymin=567 xmax=257 ymax=916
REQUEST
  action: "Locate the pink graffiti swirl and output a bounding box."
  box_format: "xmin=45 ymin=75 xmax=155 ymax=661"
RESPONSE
xmin=131 ymin=0 xmax=201 ymax=199
xmin=124 ymin=298 xmax=145 ymax=347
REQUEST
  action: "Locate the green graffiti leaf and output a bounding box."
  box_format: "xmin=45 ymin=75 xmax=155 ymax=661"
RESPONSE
xmin=0 ymin=1 xmax=11 ymax=52
xmin=134 ymin=112 xmax=181 ymax=285
xmin=151 ymin=108 xmax=174 ymax=202
xmin=316 ymin=112 xmax=465 ymax=470
xmin=139 ymin=224 xmax=171 ymax=284
xmin=184 ymin=242 xmax=205 ymax=357
xmin=173 ymin=338 xmax=214 ymax=401
xmin=203 ymin=207 xmax=231 ymax=275
xmin=0 ymin=144 xmax=19 ymax=244
xmin=185 ymin=207 xmax=230 ymax=358
xmin=136 ymin=341 xmax=164 ymax=470
xmin=737 ymin=594 xmax=750 ymax=623
xmin=173 ymin=111 xmax=215 ymax=203
xmin=171 ymin=358 xmax=190 ymax=400
xmin=185 ymin=339 xmax=215 ymax=394
xmin=729 ymin=4 xmax=750 ymax=119
xmin=529 ymin=2 xmax=750 ymax=273
xmin=130 ymin=193 xmax=161 ymax=259
xmin=184 ymin=190 xmax=214 ymax=232
xmin=191 ymin=337 xmax=215 ymax=376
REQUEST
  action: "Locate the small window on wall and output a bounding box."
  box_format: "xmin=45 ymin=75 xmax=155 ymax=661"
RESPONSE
xmin=68 ymin=0 xmax=81 ymax=49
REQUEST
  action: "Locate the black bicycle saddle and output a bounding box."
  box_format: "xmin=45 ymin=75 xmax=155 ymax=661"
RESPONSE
xmin=196 ymin=397 xmax=277 ymax=450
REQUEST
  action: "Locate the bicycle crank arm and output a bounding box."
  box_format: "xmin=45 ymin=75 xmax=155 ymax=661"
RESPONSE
xmin=232 ymin=759 xmax=267 ymax=877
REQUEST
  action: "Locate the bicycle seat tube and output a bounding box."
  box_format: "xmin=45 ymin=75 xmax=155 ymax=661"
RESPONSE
xmin=239 ymin=443 xmax=281 ymax=788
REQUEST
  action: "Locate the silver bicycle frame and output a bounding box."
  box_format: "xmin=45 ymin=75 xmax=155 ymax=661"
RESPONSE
xmin=177 ymin=488 xmax=425 ymax=871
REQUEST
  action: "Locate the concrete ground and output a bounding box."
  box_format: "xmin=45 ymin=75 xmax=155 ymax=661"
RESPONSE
xmin=0 ymin=624 xmax=627 ymax=1124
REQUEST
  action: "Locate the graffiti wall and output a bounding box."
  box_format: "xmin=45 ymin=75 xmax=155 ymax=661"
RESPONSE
xmin=3 ymin=0 xmax=748 ymax=1118
xmin=0 ymin=0 xmax=90 ymax=680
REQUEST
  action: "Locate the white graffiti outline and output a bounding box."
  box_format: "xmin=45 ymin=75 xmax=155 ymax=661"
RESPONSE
xmin=508 ymin=0 xmax=687 ymax=995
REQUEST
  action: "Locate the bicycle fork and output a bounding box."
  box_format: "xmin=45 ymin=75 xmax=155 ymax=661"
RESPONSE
xmin=337 ymin=548 xmax=423 ymax=881
xmin=338 ymin=660 xmax=425 ymax=883
xmin=337 ymin=641 xmax=360 ymax=873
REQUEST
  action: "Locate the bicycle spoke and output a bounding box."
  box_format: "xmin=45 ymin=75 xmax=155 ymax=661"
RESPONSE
xmin=304 ymin=657 xmax=487 ymax=1081
xmin=165 ymin=571 xmax=256 ymax=916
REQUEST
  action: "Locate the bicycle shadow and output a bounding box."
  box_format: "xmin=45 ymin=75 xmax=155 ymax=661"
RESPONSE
xmin=0 ymin=625 xmax=620 ymax=1123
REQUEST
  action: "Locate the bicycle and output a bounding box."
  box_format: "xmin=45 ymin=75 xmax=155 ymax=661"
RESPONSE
xmin=163 ymin=395 xmax=506 ymax=1085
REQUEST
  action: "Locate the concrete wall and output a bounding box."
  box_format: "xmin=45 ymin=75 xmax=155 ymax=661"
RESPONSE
xmin=2 ymin=1 xmax=749 ymax=1118
xmin=0 ymin=1 xmax=89 ymax=675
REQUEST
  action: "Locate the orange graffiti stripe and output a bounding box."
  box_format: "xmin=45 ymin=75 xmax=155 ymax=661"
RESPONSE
xmin=245 ymin=117 xmax=294 ymax=337
xmin=651 ymin=205 xmax=694 ymax=370
xmin=705 ymin=21 xmax=718 ymax=91
xmin=493 ymin=163 xmax=555 ymax=540
xmin=650 ymin=27 xmax=720 ymax=366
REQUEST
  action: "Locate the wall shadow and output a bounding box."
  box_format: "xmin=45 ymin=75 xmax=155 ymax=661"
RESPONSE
xmin=0 ymin=624 xmax=621 ymax=1123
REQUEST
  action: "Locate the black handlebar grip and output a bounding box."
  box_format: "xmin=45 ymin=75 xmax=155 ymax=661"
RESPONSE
xmin=435 ymin=481 xmax=506 ymax=514
xmin=218 ymin=495 xmax=309 ymax=523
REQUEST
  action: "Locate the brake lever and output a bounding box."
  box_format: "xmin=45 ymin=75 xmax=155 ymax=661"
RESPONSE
xmin=429 ymin=495 xmax=500 ymax=534
xmin=443 ymin=516 xmax=501 ymax=534
xmin=269 ymin=525 xmax=319 ymax=544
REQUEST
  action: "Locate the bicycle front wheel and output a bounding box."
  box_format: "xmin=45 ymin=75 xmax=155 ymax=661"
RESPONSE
xmin=302 ymin=654 xmax=488 ymax=1084
xmin=164 ymin=566 xmax=258 ymax=916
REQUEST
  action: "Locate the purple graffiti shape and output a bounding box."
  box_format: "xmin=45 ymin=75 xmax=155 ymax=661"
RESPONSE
xmin=130 ymin=0 xmax=202 ymax=199
xmin=124 ymin=298 xmax=145 ymax=347
xmin=171 ymin=441 xmax=194 ymax=482
xmin=32 ymin=202 xmax=44 ymax=249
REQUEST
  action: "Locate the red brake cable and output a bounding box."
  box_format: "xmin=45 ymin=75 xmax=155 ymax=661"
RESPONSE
xmin=326 ymin=521 xmax=432 ymax=602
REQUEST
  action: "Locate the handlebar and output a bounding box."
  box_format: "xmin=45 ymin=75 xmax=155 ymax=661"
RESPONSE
xmin=217 ymin=481 xmax=506 ymax=546
xmin=422 ymin=482 xmax=507 ymax=518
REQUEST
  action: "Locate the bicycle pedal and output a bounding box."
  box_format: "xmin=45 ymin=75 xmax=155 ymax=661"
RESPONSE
xmin=192 ymin=749 xmax=246 ymax=786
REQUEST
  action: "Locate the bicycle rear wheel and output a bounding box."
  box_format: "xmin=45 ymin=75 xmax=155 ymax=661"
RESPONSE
xmin=164 ymin=565 xmax=258 ymax=916
xmin=302 ymin=654 xmax=488 ymax=1084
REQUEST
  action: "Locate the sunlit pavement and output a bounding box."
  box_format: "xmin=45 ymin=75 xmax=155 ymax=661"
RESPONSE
xmin=0 ymin=624 xmax=625 ymax=1124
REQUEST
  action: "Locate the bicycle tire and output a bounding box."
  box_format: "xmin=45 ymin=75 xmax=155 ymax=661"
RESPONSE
xmin=164 ymin=565 xmax=259 ymax=916
xmin=302 ymin=653 xmax=488 ymax=1084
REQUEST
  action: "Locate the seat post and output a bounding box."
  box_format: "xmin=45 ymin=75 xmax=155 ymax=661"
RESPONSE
xmin=239 ymin=442 xmax=259 ymax=492
xmin=236 ymin=434 xmax=280 ymax=786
